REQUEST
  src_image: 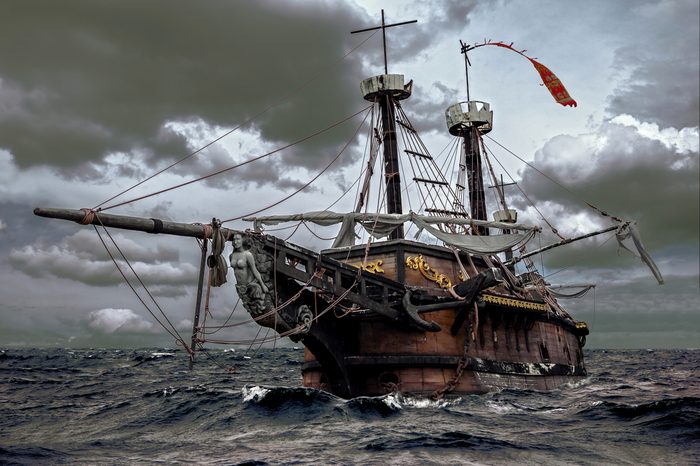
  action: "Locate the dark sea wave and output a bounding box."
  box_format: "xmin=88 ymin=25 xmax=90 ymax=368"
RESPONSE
xmin=1 ymin=348 xmax=698 ymax=465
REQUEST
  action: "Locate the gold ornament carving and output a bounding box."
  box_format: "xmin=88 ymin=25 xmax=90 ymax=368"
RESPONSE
xmin=349 ymin=259 xmax=385 ymax=274
xmin=405 ymin=254 xmax=452 ymax=289
xmin=481 ymin=294 xmax=549 ymax=311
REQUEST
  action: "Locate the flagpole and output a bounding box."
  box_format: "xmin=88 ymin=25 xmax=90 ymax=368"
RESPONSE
xmin=460 ymin=40 xmax=471 ymax=101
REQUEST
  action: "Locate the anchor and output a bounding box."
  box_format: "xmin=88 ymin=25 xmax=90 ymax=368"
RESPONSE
xmin=401 ymin=268 xmax=504 ymax=334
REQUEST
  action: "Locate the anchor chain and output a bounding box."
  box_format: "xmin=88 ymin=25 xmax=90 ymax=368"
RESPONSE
xmin=431 ymin=303 xmax=475 ymax=400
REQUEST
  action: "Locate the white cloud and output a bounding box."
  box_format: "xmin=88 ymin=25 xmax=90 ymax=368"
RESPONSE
xmin=610 ymin=114 xmax=699 ymax=155
xmin=0 ymin=218 xmax=6 ymax=231
xmin=87 ymin=308 xmax=157 ymax=334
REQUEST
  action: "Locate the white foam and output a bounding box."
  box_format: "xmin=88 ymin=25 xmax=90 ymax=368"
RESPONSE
xmin=242 ymin=385 xmax=270 ymax=402
xmin=400 ymin=395 xmax=462 ymax=409
xmin=382 ymin=393 xmax=403 ymax=410
xmin=485 ymin=400 xmax=520 ymax=414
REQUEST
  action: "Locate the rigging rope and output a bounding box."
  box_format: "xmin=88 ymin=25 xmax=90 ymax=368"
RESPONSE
xmin=354 ymin=105 xmax=377 ymax=212
xmin=280 ymin=111 xmax=375 ymax=242
xmin=193 ymin=343 xmax=236 ymax=373
xmin=479 ymin=138 xmax=509 ymax=213
xmin=220 ymin=106 xmax=372 ymax=223
xmin=544 ymin=231 xmax=616 ymax=280
xmin=204 ymin=280 xmax=357 ymax=345
xmin=301 ymin=221 xmax=337 ymax=241
xmin=202 ymin=271 xmax=322 ymax=332
xmin=203 ymin=297 xmax=240 ymax=336
xmin=98 ymin=106 xmax=372 ymax=212
xmin=481 ymin=139 xmax=565 ymax=240
xmin=93 ymin=30 xmax=379 ymax=210
xmin=91 ymin=220 xmax=190 ymax=352
xmin=484 ymin=134 xmax=622 ymax=222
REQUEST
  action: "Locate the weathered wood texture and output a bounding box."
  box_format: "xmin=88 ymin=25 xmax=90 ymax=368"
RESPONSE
xmin=303 ymin=365 xmax=583 ymax=395
xmin=302 ymin=239 xmax=586 ymax=396
xmin=302 ymin=301 xmax=585 ymax=396
xmin=34 ymin=207 xmax=235 ymax=239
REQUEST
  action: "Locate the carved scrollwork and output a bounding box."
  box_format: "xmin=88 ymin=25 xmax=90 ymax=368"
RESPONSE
xmin=405 ymin=254 xmax=452 ymax=289
xmin=349 ymin=259 xmax=385 ymax=274
xmin=297 ymin=304 xmax=314 ymax=333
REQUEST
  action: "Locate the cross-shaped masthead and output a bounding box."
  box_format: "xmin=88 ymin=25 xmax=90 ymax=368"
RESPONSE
xmin=350 ymin=10 xmax=417 ymax=75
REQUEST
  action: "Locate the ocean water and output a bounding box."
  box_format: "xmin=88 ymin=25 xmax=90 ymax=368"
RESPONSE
xmin=1 ymin=348 xmax=698 ymax=465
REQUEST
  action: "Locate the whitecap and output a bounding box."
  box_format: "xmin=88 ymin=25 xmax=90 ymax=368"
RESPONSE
xmin=485 ymin=400 xmax=520 ymax=414
xmin=381 ymin=393 xmax=404 ymax=410
xmin=401 ymin=396 xmax=462 ymax=409
xmin=242 ymin=385 xmax=270 ymax=402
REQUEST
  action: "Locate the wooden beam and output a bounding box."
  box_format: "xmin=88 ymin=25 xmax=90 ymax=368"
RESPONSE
xmin=34 ymin=207 xmax=236 ymax=239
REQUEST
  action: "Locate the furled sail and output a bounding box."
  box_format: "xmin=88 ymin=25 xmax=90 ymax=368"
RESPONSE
xmin=244 ymin=211 xmax=539 ymax=254
xmin=616 ymin=221 xmax=664 ymax=285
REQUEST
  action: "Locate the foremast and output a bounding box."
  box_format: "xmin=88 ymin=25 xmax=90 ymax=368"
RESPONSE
xmin=360 ymin=75 xmax=412 ymax=239
xmin=352 ymin=10 xmax=417 ymax=240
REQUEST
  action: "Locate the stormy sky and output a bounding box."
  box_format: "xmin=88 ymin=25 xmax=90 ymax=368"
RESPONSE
xmin=1 ymin=0 xmax=698 ymax=350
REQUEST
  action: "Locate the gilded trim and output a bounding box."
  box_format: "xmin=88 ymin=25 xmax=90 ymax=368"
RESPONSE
xmin=481 ymin=294 xmax=549 ymax=311
xmin=348 ymin=259 xmax=385 ymax=274
xmin=406 ymin=254 xmax=452 ymax=289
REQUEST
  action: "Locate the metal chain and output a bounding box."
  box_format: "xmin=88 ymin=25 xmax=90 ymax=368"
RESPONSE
xmin=431 ymin=303 xmax=475 ymax=400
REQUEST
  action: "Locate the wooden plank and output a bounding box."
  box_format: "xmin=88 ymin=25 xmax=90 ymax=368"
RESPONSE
xmin=404 ymin=149 xmax=432 ymax=159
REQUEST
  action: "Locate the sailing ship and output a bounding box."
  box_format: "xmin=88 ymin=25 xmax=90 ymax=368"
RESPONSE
xmin=34 ymin=14 xmax=663 ymax=399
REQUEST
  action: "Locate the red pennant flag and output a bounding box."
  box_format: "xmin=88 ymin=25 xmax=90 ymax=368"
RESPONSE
xmin=477 ymin=41 xmax=577 ymax=107
xmin=529 ymin=59 xmax=577 ymax=107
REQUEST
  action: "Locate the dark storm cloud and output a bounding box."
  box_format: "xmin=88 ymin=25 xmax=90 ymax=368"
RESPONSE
xmin=0 ymin=0 xmax=495 ymax=192
xmin=406 ymin=82 xmax=462 ymax=134
xmin=168 ymin=136 xmax=320 ymax=191
xmin=0 ymin=0 xmax=369 ymax=172
xmin=512 ymin=120 xmax=698 ymax=272
xmin=606 ymin=0 xmax=700 ymax=128
xmin=9 ymin=230 xmax=197 ymax=290
xmin=361 ymin=0 xmax=487 ymax=67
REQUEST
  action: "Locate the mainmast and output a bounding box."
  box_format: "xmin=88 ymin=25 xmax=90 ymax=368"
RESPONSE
xmin=445 ymin=41 xmax=494 ymax=236
xmin=352 ymin=10 xmax=416 ymax=240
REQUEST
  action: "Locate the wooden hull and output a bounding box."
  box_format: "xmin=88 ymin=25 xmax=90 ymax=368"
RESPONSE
xmin=284 ymin=240 xmax=587 ymax=397
xmin=301 ymin=306 xmax=585 ymax=396
xmin=240 ymin=235 xmax=588 ymax=398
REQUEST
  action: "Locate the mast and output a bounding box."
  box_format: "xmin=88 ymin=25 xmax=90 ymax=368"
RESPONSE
xmin=352 ymin=11 xmax=416 ymax=240
xmin=378 ymin=90 xmax=403 ymax=238
xmin=464 ymin=126 xmax=488 ymax=232
xmin=445 ymin=42 xmax=493 ymax=236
